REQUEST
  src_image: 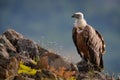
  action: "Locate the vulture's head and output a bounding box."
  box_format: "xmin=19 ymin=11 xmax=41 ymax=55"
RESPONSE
xmin=72 ymin=12 xmax=84 ymax=20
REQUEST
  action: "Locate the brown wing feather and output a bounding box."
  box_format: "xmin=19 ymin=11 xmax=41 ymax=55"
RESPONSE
xmin=83 ymin=25 xmax=105 ymax=69
xmin=95 ymin=30 xmax=106 ymax=54
xmin=72 ymin=27 xmax=82 ymax=58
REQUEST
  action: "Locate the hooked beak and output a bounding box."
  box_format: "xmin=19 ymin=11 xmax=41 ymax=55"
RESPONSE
xmin=71 ymin=14 xmax=75 ymax=18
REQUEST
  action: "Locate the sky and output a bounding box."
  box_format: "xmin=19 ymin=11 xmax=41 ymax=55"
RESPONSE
xmin=0 ymin=0 xmax=120 ymax=74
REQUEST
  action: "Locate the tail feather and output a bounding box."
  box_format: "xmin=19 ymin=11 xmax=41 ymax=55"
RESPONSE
xmin=94 ymin=54 xmax=104 ymax=72
xmin=100 ymin=54 xmax=104 ymax=69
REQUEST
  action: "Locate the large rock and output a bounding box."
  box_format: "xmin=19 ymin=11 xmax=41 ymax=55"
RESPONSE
xmin=1 ymin=29 xmax=48 ymax=59
xmin=37 ymin=52 xmax=76 ymax=71
xmin=0 ymin=43 xmax=9 ymax=59
xmin=0 ymin=56 xmax=19 ymax=79
xmin=76 ymin=60 xmax=116 ymax=80
xmin=17 ymin=38 xmax=39 ymax=58
xmin=3 ymin=29 xmax=24 ymax=45
xmin=0 ymin=35 xmax=16 ymax=58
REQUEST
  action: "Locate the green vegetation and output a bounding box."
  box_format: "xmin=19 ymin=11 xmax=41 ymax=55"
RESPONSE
xmin=18 ymin=60 xmax=117 ymax=80
xmin=18 ymin=62 xmax=38 ymax=75
xmin=18 ymin=60 xmax=76 ymax=80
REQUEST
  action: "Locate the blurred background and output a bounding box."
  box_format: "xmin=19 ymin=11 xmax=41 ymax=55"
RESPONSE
xmin=0 ymin=0 xmax=120 ymax=74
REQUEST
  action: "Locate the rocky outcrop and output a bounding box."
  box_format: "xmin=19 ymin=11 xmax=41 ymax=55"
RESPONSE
xmin=0 ymin=29 xmax=117 ymax=80
xmin=0 ymin=29 xmax=75 ymax=80
xmin=2 ymin=29 xmax=48 ymax=59
xmin=0 ymin=29 xmax=49 ymax=79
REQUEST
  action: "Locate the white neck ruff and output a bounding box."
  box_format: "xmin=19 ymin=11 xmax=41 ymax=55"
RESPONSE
xmin=74 ymin=18 xmax=87 ymax=30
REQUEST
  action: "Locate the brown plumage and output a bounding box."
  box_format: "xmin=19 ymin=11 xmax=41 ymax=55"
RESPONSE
xmin=72 ymin=12 xmax=105 ymax=71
